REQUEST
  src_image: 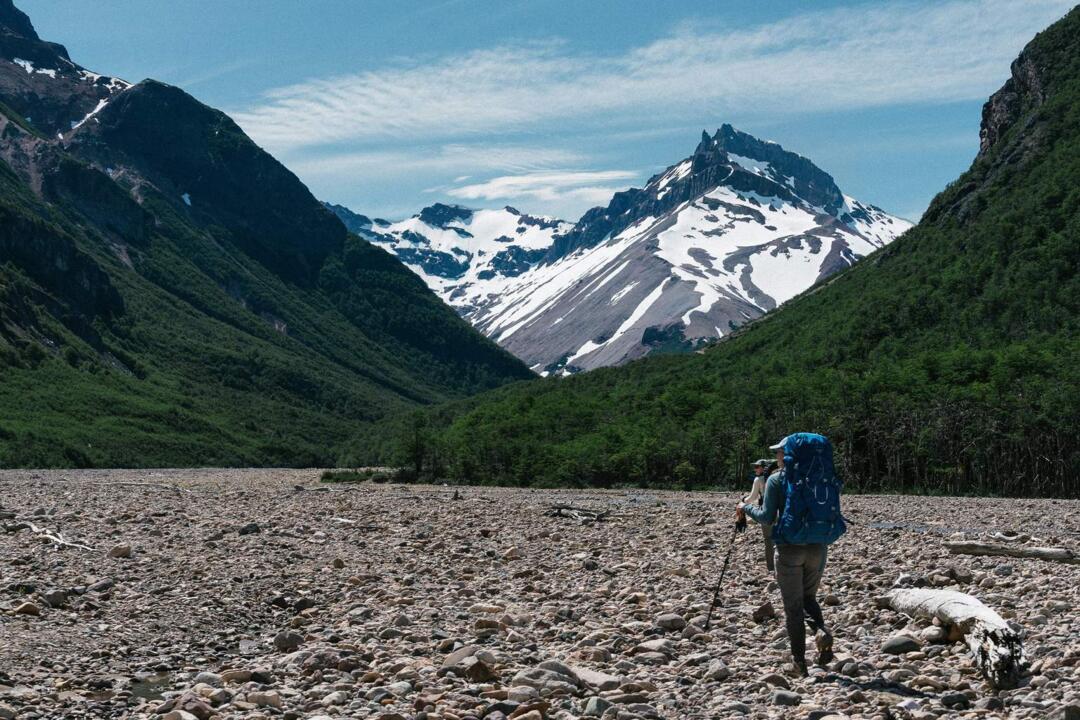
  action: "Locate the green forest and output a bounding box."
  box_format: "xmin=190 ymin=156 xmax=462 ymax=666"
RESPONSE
xmin=0 ymin=83 xmax=530 ymax=468
xmin=370 ymin=10 xmax=1080 ymax=498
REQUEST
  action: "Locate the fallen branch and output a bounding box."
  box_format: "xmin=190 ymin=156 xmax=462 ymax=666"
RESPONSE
xmin=89 ymin=481 xmax=188 ymax=494
xmin=331 ymin=518 xmax=380 ymax=531
xmin=22 ymin=522 xmax=94 ymax=551
xmin=545 ymin=505 xmax=610 ymax=522
xmin=880 ymin=588 xmax=1026 ymax=689
xmin=945 ymin=541 xmax=1078 ymax=564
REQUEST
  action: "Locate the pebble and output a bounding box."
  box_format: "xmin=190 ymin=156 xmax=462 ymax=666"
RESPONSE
xmin=655 ymin=612 xmax=686 ymax=631
xmin=12 ymin=601 xmax=39 ymax=616
xmin=881 ymin=634 xmax=921 ymax=654
xmin=273 ymin=630 xmax=304 ymax=651
xmin=772 ymin=690 xmax=802 ymax=706
xmin=107 ymin=543 xmax=132 ymax=558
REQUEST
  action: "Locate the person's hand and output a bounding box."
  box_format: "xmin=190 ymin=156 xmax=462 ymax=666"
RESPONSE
xmin=734 ymin=505 xmax=747 ymax=533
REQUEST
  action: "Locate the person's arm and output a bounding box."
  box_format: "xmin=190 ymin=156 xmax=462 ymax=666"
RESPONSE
xmin=742 ymin=475 xmax=764 ymax=505
xmin=743 ymin=473 xmax=781 ymax=525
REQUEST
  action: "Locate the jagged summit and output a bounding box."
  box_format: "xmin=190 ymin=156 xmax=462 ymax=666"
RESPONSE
xmin=0 ymin=0 xmax=38 ymax=41
xmin=546 ymin=124 xmax=848 ymax=262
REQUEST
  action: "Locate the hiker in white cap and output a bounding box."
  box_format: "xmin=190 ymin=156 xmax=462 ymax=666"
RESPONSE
xmin=736 ymin=433 xmax=846 ymax=676
xmin=743 ymin=458 xmax=776 ymax=571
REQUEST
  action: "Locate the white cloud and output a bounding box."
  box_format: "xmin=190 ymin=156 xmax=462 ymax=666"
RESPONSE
xmin=234 ymin=0 xmax=1073 ymax=154
xmin=446 ymin=171 xmax=639 ymax=205
xmin=288 ymin=143 xmax=589 ymax=180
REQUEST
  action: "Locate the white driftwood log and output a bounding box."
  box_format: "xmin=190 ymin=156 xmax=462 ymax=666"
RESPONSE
xmin=882 ymin=589 xmax=1026 ymax=689
xmin=26 ymin=522 xmax=94 ymax=551
xmin=945 ymin=540 xmax=1078 ymax=564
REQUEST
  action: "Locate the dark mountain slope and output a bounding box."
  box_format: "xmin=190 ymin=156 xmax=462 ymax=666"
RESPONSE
xmin=0 ymin=3 xmax=530 ymax=468
xmin=393 ymin=8 xmax=1080 ymax=497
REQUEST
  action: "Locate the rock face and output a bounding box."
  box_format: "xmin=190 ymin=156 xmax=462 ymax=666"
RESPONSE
xmin=1 ymin=468 xmax=1078 ymax=719
xmin=979 ymin=53 xmax=1046 ymax=156
xmin=341 ymin=127 xmax=910 ymax=373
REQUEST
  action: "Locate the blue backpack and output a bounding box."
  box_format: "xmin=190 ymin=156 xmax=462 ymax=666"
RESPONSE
xmin=774 ymin=432 xmax=847 ymax=545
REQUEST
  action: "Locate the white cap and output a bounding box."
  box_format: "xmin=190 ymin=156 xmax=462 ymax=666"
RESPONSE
xmin=768 ymin=436 xmax=788 ymax=451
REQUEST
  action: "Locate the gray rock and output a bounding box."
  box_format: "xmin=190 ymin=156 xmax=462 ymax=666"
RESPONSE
xmin=975 ymin=697 xmax=1005 ymax=711
xmin=322 ymin=690 xmax=349 ymax=706
xmin=704 ymin=659 xmax=730 ymax=680
xmin=458 ymin=655 xmax=497 ymax=682
xmin=107 ymin=543 xmax=132 ymax=558
xmin=568 ymin=664 xmax=620 ymax=691
xmin=511 ymin=666 xmax=579 ymax=695
xmin=941 ymin=692 xmax=970 ymax=709
xmin=192 ymin=671 xmax=222 ymax=687
xmin=655 ymin=612 xmax=686 ymax=631
xmin=772 ymin=690 xmax=801 ymax=706
xmin=752 ymin=600 xmax=776 ymax=623
xmin=761 ymin=672 xmax=791 ymax=689
xmin=881 ymin=634 xmax=921 ymax=654
xmin=272 ymin=630 xmax=303 ymax=652
xmin=584 ymin=696 xmax=613 ymax=717
xmin=42 ymin=589 xmax=69 ymax=608
xmin=238 ymin=522 xmax=260 ymax=535
xmin=88 ymin=578 xmax=114 ymax=593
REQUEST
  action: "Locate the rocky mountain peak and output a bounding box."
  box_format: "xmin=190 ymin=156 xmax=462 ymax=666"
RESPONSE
xmin=0 ymin=0 xmax=74 ymax=67
xmin=417 ymin=202 xmax=473 ymax=228
xmin=0 ymin=0 xmax=37 ymax=41
xmin=546 ymin=125 xmax=847 ymax=263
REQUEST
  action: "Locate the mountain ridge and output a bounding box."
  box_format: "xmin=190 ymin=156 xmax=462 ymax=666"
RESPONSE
xmin=338 ymin=126 xmax=909 ymax=373
xmin=0 ymin=2 xmax=531 ymax=468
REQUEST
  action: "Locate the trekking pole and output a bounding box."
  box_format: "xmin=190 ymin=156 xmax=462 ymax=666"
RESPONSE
xmin=703 ymin=519 xmax=742 ymax=631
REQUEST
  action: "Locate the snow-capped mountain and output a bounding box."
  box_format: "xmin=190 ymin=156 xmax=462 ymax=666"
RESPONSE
xmin=334 ymin=125 xmax=911 ymax=374
xmin=325 ymin=203 xmax=574 ymax=317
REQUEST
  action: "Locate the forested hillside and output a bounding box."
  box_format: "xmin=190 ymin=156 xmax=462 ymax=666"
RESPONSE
xmin=384 ymin=8 xmax=1080 ymax=497
xmin=0 ymin=3 xmax=531 ymax=468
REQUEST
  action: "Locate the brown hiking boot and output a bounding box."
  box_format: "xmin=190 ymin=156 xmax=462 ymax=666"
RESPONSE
xmin=790 ymin=658 xmax=809 ymax=678
xmin=815 ymin=629 xmax=834 ymax=666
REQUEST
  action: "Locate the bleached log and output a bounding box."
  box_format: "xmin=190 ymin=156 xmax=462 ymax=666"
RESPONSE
xmin=546 ymin=505 xmax=610 ymax=522
xmin=26 ymin=522 xmax=94 ymax=551
xmin=882 ymin=589 xmax=1026 ymax=689
xmin=87 ymin=481 xmax=188 ymax=494
xmin=946 ymin=541 xmax=1078 ymax=564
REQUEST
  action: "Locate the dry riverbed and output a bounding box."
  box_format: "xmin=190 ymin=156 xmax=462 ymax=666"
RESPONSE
xmin=1 ymin=469 xmax=1078 ymax=720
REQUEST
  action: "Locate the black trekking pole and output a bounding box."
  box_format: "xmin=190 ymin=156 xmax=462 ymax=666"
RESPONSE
xmin=704 ymin=511 xmax=745 ymax=631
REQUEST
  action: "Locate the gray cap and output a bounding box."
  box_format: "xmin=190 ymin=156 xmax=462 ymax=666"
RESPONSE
xmin=752 ymin=458 xmax=771 ymax=468
xmin=768 ymin=436 xmax=788 ymax=451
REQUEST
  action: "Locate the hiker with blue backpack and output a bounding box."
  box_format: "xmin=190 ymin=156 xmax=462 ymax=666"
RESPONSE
xmin=735 ymin=433 xmax=846 ymax=677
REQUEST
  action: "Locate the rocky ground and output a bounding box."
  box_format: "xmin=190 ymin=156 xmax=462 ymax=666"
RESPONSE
xmin=0 ymin=470 xmax=1078 ymax=720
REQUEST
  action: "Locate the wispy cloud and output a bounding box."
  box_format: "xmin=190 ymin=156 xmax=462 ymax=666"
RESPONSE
xmin=234 ymin=0 xmax=1072 ymax=155
xmin=446 ymin=170 xmax=639 ymax=205
xmin=289 ymin=143 xmax=589 ymax=180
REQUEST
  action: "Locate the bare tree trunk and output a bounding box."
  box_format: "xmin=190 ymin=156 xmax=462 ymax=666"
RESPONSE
xmin=880 ymin=588 xmax=1026 ymax=689
xmin=945 ymin=541 xmax=1078 ymax=564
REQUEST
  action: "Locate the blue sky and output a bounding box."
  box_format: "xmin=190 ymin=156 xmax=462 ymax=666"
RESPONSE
xmin=20 ymin=0 xmax=1074 ymax=221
